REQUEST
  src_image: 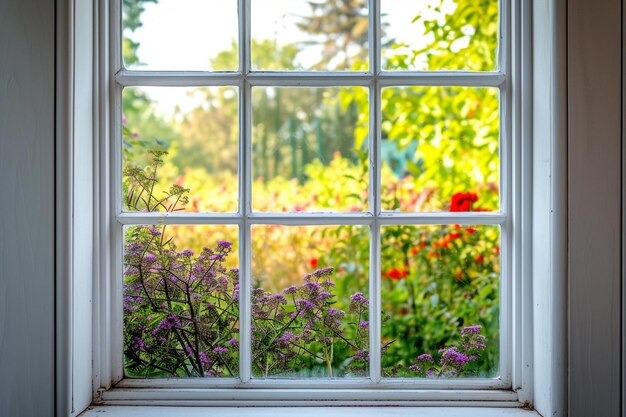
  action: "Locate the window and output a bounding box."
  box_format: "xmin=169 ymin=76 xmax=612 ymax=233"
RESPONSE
xmin=115 ymin=0 xmax=507 ymax=388
xmin=93 ymin=0 xmax=537 ymax=407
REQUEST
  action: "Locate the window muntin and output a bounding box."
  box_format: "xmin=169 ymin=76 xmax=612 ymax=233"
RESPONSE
xmin=114 ymin=0 xmax=510 ymax=390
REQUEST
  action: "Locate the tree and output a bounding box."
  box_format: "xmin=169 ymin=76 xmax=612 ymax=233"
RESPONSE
xmin=295 ymin=0 xmax=369 ymax=70
xmin=176 ymin=40 xmax=364 ymax=183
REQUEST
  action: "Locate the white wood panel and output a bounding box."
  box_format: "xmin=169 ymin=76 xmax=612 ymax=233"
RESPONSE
xmin=80 ymin=406 xmax=541 ymax=417
xmin=568 ymin=0 xmax=622 ymax=415
xmin=0 ymin=0 xmax=55 ymax=416
xmin=532 ymin=0 xmax=567 ymax=415
xmin=72 ymin=0 xmax=95 ymax=414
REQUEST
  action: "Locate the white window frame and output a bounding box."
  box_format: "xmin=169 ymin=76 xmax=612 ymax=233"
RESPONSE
xmin=112 ymin=0 xmax=521 ymax=401
xmin=53 ymin=0 xmax=568 ymax=414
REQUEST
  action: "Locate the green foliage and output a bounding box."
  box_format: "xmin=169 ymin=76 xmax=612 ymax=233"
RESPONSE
xmin=121 ymin=0 xmax=502 ymax=378
xmin=379 ymin=224 xmax=499 ymax=376
xmin=384 ymin=0 xmax=498 ymax=71
xmin=380 ymin=86 xmax=499 ymax=211
xmin=123 ymin=156 xmax=493 ymax=378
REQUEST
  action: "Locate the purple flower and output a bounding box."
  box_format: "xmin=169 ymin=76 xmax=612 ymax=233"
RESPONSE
xmin=408 ymin=364 xmax=422 ymax=372
xmin=417 ymin=353 xmax=434 ymax=363
xmin=149 ymin=227 xmax=161 ymax=237
xmin=126 ymin=242 xmax=144 ymax=255
xmin=228 ymin=338 xmax=238 ymax=345
xmin=199 ymin=351 xmax=210 ymax=367
xmin=304 ymin=281 xmax=321 ymax=292
xmin=283 ymin=285 xmax=298 ymax=294
xmin=327 ymin=308 xmax=344 ymax=317
xmin=132 ymin=336 xmax=149 ymax=351
xmin=313 ymin=267 xmax=334 ymax=277
xmin=270 ymin=293 xmax=287 ymax=303
xmin=352 ymin=349 xmax=369 ymax=361
xmin=217 ymin=240 xmax=232 ymax=249
xmin=143 ymin=253 xmax=157 ymax=263
xmin=317 ymin=291 xmax=333 ymax=300
xmin=295 ymin=299 xmax=316 ymax=310
xmin=214 ymin=346 xmax=228 ymax=354
xmin=152 ymin=314 xmax=182 ymax=334
xmin=350 ymin=292 xmax=368 ymax=305
xmin=461 ymin=325 xmax=481 ymax=336
xmin=124 ymin=267 xmax=139 ymax=276
xmin=358 ymin=321 xmax=369 ymax=328
xmin=440 ymin=347 xmax=469 ymax=367
xmin=276 ymin=332 xmax=295 ymax=343
xmin=180 ymin=249 xmax=194 ymax=257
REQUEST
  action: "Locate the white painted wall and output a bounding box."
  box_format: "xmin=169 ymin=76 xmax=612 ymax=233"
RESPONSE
xmin=0 ymin=1 xmax=55 ymax=416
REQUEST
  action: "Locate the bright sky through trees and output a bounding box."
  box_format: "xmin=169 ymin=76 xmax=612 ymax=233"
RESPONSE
xmin=125 ymin=0 xmax=457 ymax=116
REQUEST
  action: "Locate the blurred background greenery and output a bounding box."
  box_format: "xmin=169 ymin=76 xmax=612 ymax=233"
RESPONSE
xmin=122 ymin=0 xmax=501 ymax=377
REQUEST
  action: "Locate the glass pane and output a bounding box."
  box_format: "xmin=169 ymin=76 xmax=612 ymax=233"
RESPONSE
xmin=381 ymin=0 xmax=498 ymax=71
xmin=123 ymin=224 xmax=240 ymax=378
xmin=122 ymin=0 xmax=239 ymax=71
xmin=251 ymin=225 xmax=370 ymax=378
xmin=251 ymin=0 xmax=369 ymax=71
xmin=252 ymin=87 xmax=369 ymax=212
xmin=381 ymin=86 xmax=499 ymax=212
xmin=123 ymin=86 xmax=238 ymax=213
xmin=380 ymin=225 xmax=499 ymax=378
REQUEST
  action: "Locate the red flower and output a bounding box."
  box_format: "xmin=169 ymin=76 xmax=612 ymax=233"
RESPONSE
xmin=386 ymin=268 xmax=407 ymax=280
xmin=465 ymin=227 xmax=477 ymax=234
xmin=475 ymin=255 xmax=485 ymax=263
xmin=450 ymin=192 xmax=479 ymax=212
xmin=309 ymin=258 xmax=318 ymax=269
xmin=448 ymin=231 xmax=462 ymax=240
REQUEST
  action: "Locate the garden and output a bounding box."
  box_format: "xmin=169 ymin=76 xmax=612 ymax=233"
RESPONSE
xmin=121 ymin=0 xmax=501 ymax=379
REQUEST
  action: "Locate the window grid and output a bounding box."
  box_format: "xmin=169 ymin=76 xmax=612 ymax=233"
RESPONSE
xmin=111 ymin=0 xmax=512 ymax=390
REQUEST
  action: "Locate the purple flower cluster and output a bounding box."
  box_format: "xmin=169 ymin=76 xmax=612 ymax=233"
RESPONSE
xmin=125 ymin=225 xmax=488 ymax=379
xmin=404 ymin=326 xmax=487 ymax=377
xmin=460 ymin=325 xmax=481 ymax=335
xmin=250 ymin=267 xmax=371 ymax=377
xmin=123 ymin=226 xmax=240 ymax=378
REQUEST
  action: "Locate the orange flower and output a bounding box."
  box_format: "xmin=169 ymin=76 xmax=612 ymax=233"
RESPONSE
xmin=454 ymin=268 xmax=464 ymax=280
